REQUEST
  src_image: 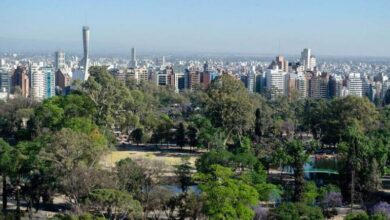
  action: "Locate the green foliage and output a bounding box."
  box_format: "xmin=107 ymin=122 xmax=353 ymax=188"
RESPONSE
xmin=203 ymin=74 xmax=254 ymax=142
xmin=175 ymin=157 xmax=193 ymax=192
xmin=303 ymin=181 xmax=319 ymax=205
xmin=86 ymin=188 xmax=142 ymax=219
xmin=196 ymin=165 xmax=259 ymax=220
xmin=285 ymin=139 xmax=310 ymax=202
xmin=344 ymin=211 xmax=369 ymax=220
xmin=196 ymin=149 xmax=234 ymax=173
xmin=272 ymin=202 xmax=324 ymax=220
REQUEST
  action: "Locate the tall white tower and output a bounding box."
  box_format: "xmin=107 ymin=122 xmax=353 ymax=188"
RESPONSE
xmin=130 ymin=47 xmax=137 ymax=67
xmin=79 ymin=26 xmax=90 ymax=80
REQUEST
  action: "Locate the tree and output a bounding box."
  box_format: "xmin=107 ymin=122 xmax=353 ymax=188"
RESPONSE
xmin=196 ymin=165 xmax=259 ymax=220
xmin=186 ymin=125 xmax=198 ymax=151
xmin=131 ymin=128 xmax=143 ymax=146
xmin=196 ymin=149 xmax=234 ymax=173
xmin=285 ymin=139 xmax=310 ymax=202
xmin=384 ymin=89 xmax=390 ymax=106
xmin=86 ymin=189 xmax=142 ymax=220
xmin=0 ymin=139 xmax=12 ymax=213
xmin=175 ymin=157 xmax=192 ymax=193
xmin=116 ymin=158 xmax=166 ymax=218
xmin=203 ymin=75 xmax=254 ymax=145
xmin=42 ymin=128 xmax=108 ymax=211
xmin=175 ymin=122 xmax=186 ymax=149
xmin=254 ymin=108 xmax=262 ymax=139
xmin=338 ymin=125 xmax=383 ymax=205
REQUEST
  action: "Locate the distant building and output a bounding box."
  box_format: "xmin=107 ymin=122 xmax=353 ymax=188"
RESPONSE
xmin=174 ymin=72 xmax=186 ymax=92
xmin=300 ymin=48 xmax=316 ymax=71
xmin=265 ymin=67 xmax=287 ymax=96
xmin=12 ymin=66 xmax=29 ymax=97
xmin=77 ymin=26 xmax=90 ymax=81
xmin=329 ymin=74 xmax=344 ymax=98
xmin=130 ymin=47 xmax=137 ymax=68
xmin=42 ymin=67 xmax=55 ymax=98
xmin=54 ymin=50 xmax=66 ymax=70
xmin=309 ymin=72 xmax=330 ymax=99
xmin=0 ymin=67 xmax=11 ymax=93
xmin=55 ymin=69 xmax=71 ymax=92
xmin=186 ymin=67 xmax=201 ymax=91
xmin=31 ymin=65 xmax=55 ymax=100
xmin=347 ymin=73 xmax=363 ymax=97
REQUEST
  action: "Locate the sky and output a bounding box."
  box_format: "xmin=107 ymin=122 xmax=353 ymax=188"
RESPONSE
xmin=0 ymin=0 xmax=389 ymax=57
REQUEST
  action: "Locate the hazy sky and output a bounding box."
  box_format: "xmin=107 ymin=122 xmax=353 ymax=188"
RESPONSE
xmin=0 ymin=0 xmax=389 ymax=56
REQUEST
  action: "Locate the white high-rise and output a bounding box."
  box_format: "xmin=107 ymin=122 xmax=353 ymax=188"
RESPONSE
xmin=266 ymin=67 xmax=287 ymax=96
xmin=31 ymin=64 xmax=45 ymax=100
xmin=347 ymin=73 xmax=363 ymax=97
xmin=31 ymin=64 xmax=55 ymax=100
xmin=300 ymin=48 xmax=316 ymax=71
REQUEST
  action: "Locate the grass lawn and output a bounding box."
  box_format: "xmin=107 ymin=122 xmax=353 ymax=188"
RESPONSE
xmin=101 ymin=148 xmax=199 ymax=171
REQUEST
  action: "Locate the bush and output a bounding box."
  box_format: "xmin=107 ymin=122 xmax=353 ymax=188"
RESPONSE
xmin=344 ymin=211 xmax=369 ymax=220
xmin=371 ymin=202 xmax=390 ymax=219
xmin=271 ymin=202 xmax=324 ymax=220
xmin=253 ymin=206 xmax=269 ymax=220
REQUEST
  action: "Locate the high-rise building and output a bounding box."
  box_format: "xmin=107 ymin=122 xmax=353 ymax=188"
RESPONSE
xmin=265 ymin=68 xmax=287 ymax=96
xmin=174 ymin=72 xmax=186 ymax=92
xmin=31 ymin=64 xmax=45 ymax=100
xmin=55 ymin=69 xmax=71 ymax=92
xmin=162 ymin=56 xmax=166 ymax=66
xmin=186 ymin=68 xmax=201 ymax=91
xmin=275 ymin=55 xmax=289 ymax=72
xmin=329 ymin=75 xmax=344 ymax=98
xmin=130 ymin=47 xmax=137 ymax=68
xmin=347 ymin=73 xmax=363 ymax=97
xmin=309 ymin=72 xmax=330 ymax=99
xmin=78 ymin=26 xmax=90 ymax=80
xmin=0 ymin=67 xmax=11 ymax=93
xmin=287 ymin=72 xmax=307 ymax=99
xmin=54 ymin=50 xmax=66 ymax=70
xmin=31 ymin=65 xmax=55 ymax=100
xmin=300 ymin=48 xmax=316 ymax=71
xmin=12 ymin=66 xmax=29 ymax=97
xmin=42 ymin=67 xmax=55 ymax=98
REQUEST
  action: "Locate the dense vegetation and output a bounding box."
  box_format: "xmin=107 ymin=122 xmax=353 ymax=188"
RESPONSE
xmin=1 ymin=66 xmax=390 ymax=219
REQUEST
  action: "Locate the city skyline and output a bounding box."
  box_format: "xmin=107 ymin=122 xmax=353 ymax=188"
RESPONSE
xmin=0 ymin=0 xmax=390 ymax=57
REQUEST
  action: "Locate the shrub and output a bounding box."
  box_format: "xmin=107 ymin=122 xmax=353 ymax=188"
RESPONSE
xmin=344 ymin=211 xmax=369 ymax=220
xmin=371 ymin=202 xmax=390 ymax=219
xmin=272 ymin=202 xmax=324 ymax=220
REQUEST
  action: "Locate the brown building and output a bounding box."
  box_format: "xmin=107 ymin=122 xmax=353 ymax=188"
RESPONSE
xmin=55 ymin=69 xmax=71 ymax=89
xmin=12 ymin=66 xmax=29 ymax=97
xmin=186 ymin=68 xmax=201 ymax=91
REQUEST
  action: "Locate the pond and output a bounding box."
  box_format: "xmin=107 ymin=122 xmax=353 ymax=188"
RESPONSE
xmin=304 ymin=155 xmax=339 ymax=185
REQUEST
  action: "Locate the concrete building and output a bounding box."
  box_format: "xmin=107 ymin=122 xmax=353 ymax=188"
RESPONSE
xmin=329 ymin=74 xmax=344 ymax=98
xmin=347 ymin=73 xmax=363 ymax=97
xmin=130 ymin=47 xmax=137 ymax=68
xmin=174 ymin=72 xmax=186 ymax=92
xmin=186 ymin=67 xmax=201 ymax=91
xmin=265 ymin=67 xmax=287 ymax=96
xmin=309 ymin=72 xmax=330 ymax=99
xmin=54 ymin=50 xmax=66 ymax=70
xmin=0 ymin=67 xmax=11 ymax=93
xmin=31 ymin=64 xmax=45 ymax=100
xmin=12 ymin=66 xmax=29 ymax=97
xmin=41 ymin=67 xmax=55 ymax=98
